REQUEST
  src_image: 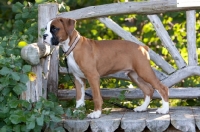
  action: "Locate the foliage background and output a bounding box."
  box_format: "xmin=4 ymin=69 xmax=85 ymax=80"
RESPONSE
xmin=0 ymin=0 xmax=200 ymax=131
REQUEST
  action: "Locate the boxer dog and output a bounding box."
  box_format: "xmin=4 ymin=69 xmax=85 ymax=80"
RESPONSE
xmin=43 ymin=17 xmax=169 ymax=118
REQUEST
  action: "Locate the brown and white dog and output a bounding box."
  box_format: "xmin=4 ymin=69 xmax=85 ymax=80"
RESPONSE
xmin=43 ymin=17 xmax=169 ymax=118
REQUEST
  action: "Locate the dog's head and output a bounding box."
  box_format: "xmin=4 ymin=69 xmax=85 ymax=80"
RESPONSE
xmin=43 ymin=17 xmax=76 ymax=45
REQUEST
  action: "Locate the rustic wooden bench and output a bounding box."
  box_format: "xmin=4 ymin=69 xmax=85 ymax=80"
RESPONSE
xmin=20 ymin=0 xmax=200 ymax=131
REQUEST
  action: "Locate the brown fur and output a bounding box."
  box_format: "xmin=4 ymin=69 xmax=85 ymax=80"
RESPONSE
xmin=51 ymin=17 xmax=169 ymax=112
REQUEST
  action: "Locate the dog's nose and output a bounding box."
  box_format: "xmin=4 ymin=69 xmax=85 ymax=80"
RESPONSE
xmin=43 ymin=34 xmax=48 ymax=40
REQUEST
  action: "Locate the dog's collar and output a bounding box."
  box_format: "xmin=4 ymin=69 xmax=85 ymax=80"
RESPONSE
xmin=64 ymin=34 xmax=81 ymax=56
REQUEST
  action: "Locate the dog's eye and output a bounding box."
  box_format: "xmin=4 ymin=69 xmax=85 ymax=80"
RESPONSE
xmin=51 ymin=26 xmax=59 ymax=33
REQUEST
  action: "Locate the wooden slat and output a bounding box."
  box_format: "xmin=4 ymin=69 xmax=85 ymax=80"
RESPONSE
xmin=47 ymin=46 xmax=59 ymax=95
xmin=162 ymin=66 xmax=200 ymax=87
xmin=146 ymin=109 xmax=170 ymax=132
xmin=148 ymin=15 xmax=186 ymax=69
xmin=61 ymin=107 xmax=199 ymax=131
xmin=121 ymin=112 xmax=147 ymax=132
xmin=59 ymin=66 xmax=168 ymax=81
xmin=58 ymin=88 xmax=200 ymax=100
xmin=90 ymin=112 xmax=123 ymax=132
xmin=98 ymin=17 xmax=175 ymax=74
xmin=57 ymin=0 xmax=200 ymax=20
xmin=63 ymin=119 xmax=90 ymax=132
xmin=192 ymin=107 xmax=200 ymax=130
xmin=187 ymin=10 xmax=197 ymax=66
xmin=170 ymin=107 xmax=196 ymax=132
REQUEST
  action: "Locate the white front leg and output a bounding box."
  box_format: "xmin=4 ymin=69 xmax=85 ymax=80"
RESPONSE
xmin=75 ymin=76 xmax=85 ymax=108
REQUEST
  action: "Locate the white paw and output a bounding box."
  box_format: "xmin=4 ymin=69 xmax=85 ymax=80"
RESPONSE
xmin=87 ymin=110 xmax=101 ymax=119
xmin=156 ymin=107 xmax=169 ymax=114
xmin=156 ymin=100 xmax=169 ymax=114
xmin=134 ymin=106 xmax=147 ymax=112
xmin=76 ymin=100 xmax=85 ymax=108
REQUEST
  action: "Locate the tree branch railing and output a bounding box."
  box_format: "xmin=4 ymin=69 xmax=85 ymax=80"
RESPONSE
xmin=21 ymin=1 xmax=200 ymax=102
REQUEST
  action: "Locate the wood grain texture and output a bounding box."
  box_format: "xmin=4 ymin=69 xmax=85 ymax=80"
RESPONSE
xmin=187 ymin=10 xmax=197 ymax=66
xmin=170 ymin=107 xmax=196 ymax=132
xmin=61 ymin=107 xmax=200 ymax=131
xmin=63 ymin=119 xmax=90 ymax=132
xmin=146 ymin=109 xmax=170 ymax=132
xmin=57 ymin=0 xmax=200 ymax=20
xmin=58 ymin=88 xmax=200 ymax=100
xmin=148 ymin=15 xmax=186 ymax=69
xmin=192 ymin=107 xmax=200 ymax=130
xmin=121 ymin=112 xmax=147 ymax=132
xmin=90 ymin=112 xmax=123 ymax=132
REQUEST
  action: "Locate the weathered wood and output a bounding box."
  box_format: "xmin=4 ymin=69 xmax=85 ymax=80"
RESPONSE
xmin=21 ymin=43 xmax=53 ymax=65
xmin=146 ymin=109 xmax=170 ymax=132
xmin=38 ymin=4 xmax=58 ymax=97
xmin=21 ymin=64 xmax=43 ymax=102
xmin=121 ymin=112 xmax=147 ymax=132
xmin=63 ymin=119 xmax=90 ymax=132
xmin=57 ymin=0 xmax=200 ymax=20
xmin=58 ymin=88 xmax=200 ymax=100
xmin=41 ymin=56 xmax=51 ymax=99
xmin=147 ymin=15 xmax=186 ymax=69
xmin=61 ymin=107 xmax=200 ymax=131
xmin=187 ymin=10 xmax=197 ymax=66
xmin=47 ymin=46 xmax=59 ymax=95
xmin=59 ymin=66 xmax=168 ymax=81
xmin=90 ymin=112 xmax=123 ymax=132
xmin=170 ymin=107 xmax=196 ymax=132
xmin=162 ymin=66 xmax=200 ymax=87
xmin=38 ymin=4 xmax=58 ymax=43
xmin=192 ymin=107 xmax=200 ymax=130
xmin=98 ymin=17 xmax=175 ymax=74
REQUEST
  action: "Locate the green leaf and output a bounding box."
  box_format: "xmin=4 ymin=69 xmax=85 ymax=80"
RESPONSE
xmin=50 ymin=115 xmax=61 ymax=123
xmin=44 ymin=101 xmax=54 ymax=109
xmin=0 ymin=46 xmax=5 ymax=55
xmin=21 ymin=100 xmax=31 ymax=110
xmin=26 ymin=121 xmax=35 ymax=130
xmin=0 ymin=67 xmax=11 ymax=75
xmin=26 ymin=115 xmax=36 ymax=129
xmin=22 ymin=12 xmax=29 ymax=18
xmin=12 ymin=2 xmax=23 ymax=13
xmin=66 ymin=108 xmax=73 ymax=118
xmin=14 ymin=20 xmax=24 ymax=31
xmin=36 ymin=115 xmax=44 ymax=126
xmin=8 ymin=39 xmax=16 ymax=48
xmin=9 ymin=115 xmax=21 ymax=124
xmin=2 ymin=87 xmax=10 ymax=96
xmin=11 ymin=72 xmax=20 ymax=81
xmin=54 ymin=105 xmax=64 ymax=115
xmin=9 ymin=100 xmax=19 ymax=108
xmin=35 ymin=101 xmax=42 ymax=109
xmin=13 ymin=125 xmax=21 ymax=132
xmin=13 ymin=83 xmax=27 ymax=95
xmin=20 ymin=74 xmax=29 ymax=84
xmin=22 ymin=65 xmax=31 ymax=73
xmin=54 ymin=126 xmax=66 ymax=132
xmin=15 ymin=13 xmax=22 ymax=19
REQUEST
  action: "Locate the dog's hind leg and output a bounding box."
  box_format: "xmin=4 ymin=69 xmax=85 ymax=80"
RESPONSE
xmin=128 ymin=71 xmax=154 ymax=112
xmin=135 ymin=67 xmax=169 ymax=114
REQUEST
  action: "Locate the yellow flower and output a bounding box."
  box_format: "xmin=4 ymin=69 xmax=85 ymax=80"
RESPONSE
xmin=28 ymin=72 xmax=37 ymax=82
xmin=18 ymin=41 xmax=27 ymax=48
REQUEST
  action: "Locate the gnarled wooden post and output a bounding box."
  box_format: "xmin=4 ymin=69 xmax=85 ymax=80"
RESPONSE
xmin=21 ymin=4 xmax=58 ymax=102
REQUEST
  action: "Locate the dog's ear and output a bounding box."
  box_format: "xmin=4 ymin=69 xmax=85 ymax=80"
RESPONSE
xmin=59 ymin=17 xmax=76 ymax=35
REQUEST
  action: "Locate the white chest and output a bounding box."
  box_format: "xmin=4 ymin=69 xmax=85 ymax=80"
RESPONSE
xmin=67 ymin=51 xmax=85 ymax=78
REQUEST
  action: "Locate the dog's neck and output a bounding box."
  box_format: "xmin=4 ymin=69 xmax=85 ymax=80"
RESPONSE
xmin=61 ymin=30 xmax=80 ymax=53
